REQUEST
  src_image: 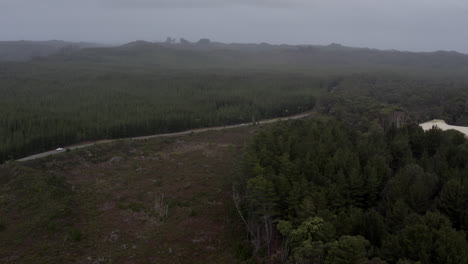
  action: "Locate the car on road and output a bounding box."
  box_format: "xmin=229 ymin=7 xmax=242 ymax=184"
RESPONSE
xmin=56 ymin=148 xmax=64 ymax=151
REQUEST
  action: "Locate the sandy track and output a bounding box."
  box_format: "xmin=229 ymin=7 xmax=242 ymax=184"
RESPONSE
xmin=16 ymin=112 xmax=311 ymax=162
xmin=420 ymin=119 xmax=468 ymax=137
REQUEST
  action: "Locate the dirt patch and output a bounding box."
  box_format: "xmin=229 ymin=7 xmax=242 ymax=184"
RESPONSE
xmin=3 ymin=126 xmax=259 ymax=263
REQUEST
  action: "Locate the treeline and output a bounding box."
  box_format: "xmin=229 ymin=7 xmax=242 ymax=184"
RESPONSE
xmin=0 ymin=69 xmax=318 ymax=162
xmin=326 ymin=73 xmax=468 ymax=126
xmin=3 ymin=63 xmax=468 ymax=164
xmin=236 ymin=118 xmax=468 ymax=263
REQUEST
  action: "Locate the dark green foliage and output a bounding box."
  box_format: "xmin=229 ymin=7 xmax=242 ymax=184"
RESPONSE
xmin=382 ymin=164 xmax=438 ymax=214
xmin=0 ymin=68 xmax=318 ymax=163
xmin=381 ymin=212 xmax=468 ymax=264
xmin=239 ymin=119 xmax=468 ymax=263
xmin=438 ymin=178 xmax=468 ymax=230
xmin=327 ymin=74 xmax=468 ymax=126
xmin=325 ymin=235 xmax=370 ymax=264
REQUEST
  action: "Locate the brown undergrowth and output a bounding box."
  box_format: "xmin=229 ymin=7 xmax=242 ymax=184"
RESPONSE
xmin=0 ymin=125 xmax=265 ymax=263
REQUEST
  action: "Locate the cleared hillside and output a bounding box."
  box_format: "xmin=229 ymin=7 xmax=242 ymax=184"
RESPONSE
xmin=0 ymin=125 xmax=257 ymax=263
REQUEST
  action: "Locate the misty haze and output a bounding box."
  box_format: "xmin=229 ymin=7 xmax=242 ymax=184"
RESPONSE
xmin=2 ymin=1 xmax=468 ymax=263
xmin=1 ymin=0 xmax=468 ymax=52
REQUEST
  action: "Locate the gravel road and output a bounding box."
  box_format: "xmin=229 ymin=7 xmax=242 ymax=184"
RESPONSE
xmin=16 ymin=112 xmax=311 ymax=162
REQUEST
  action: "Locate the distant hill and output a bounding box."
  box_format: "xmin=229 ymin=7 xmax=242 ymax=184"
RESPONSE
xmin=2 ymin=39 xmax=468 ymax=74
xmin=40 ymin=40 xmax=468 ymax=74
xmin=0 ymin=40 xmax=104 ymax=61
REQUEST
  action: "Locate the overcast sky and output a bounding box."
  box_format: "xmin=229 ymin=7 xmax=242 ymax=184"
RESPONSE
xmin=1 ymin=0 xmax=468 ymax=53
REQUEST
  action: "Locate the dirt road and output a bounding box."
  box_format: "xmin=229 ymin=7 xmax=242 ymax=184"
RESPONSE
xmin=16 ymin=112 xmax=311 ymax=162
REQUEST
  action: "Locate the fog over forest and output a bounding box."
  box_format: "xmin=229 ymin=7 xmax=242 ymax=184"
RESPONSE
xmin=1 ymin=0 xmax=468 ymax=53
xmin=4 ymin=1 xmax=468 ymax=264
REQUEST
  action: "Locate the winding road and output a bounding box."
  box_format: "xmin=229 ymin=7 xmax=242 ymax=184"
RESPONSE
xmin=16 ymin=112 xmax=312 ymax=162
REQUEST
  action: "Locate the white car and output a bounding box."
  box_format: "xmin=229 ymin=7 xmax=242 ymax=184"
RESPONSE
xmin=56 ymin=148 xmax=64 ymax=151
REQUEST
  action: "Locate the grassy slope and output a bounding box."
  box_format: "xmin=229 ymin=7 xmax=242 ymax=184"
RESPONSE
xmin=0 ymin=124 xmax=272 ymax=263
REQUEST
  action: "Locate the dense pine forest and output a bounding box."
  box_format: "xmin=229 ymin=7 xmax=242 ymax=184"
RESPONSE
xmin=2 ymin=41 xmax=468 ymax=163
xmin=237 ymin=118 xmax=468 ymax=264
xmin=0 ymin=68 xmax=318 ymax=162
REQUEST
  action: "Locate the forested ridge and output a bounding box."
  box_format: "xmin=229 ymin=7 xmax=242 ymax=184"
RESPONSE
xmin=2 ymin=41 xmax=468 ymax=163
xmin=236 ymin=118 xmax=468 ymax=264
xmin=3 ymin=68 xmax=468 ymax=164
xmin=46 ymin=40 xmax=468 ymax=73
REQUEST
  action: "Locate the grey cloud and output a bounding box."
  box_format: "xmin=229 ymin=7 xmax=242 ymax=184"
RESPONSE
xmin=100 ymin=0 xmax=306 ymax=8
xmin=0 ymin=0 xmax=467 ymax=53
xmin=99 ymin=0 xmax=468 ymax=9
